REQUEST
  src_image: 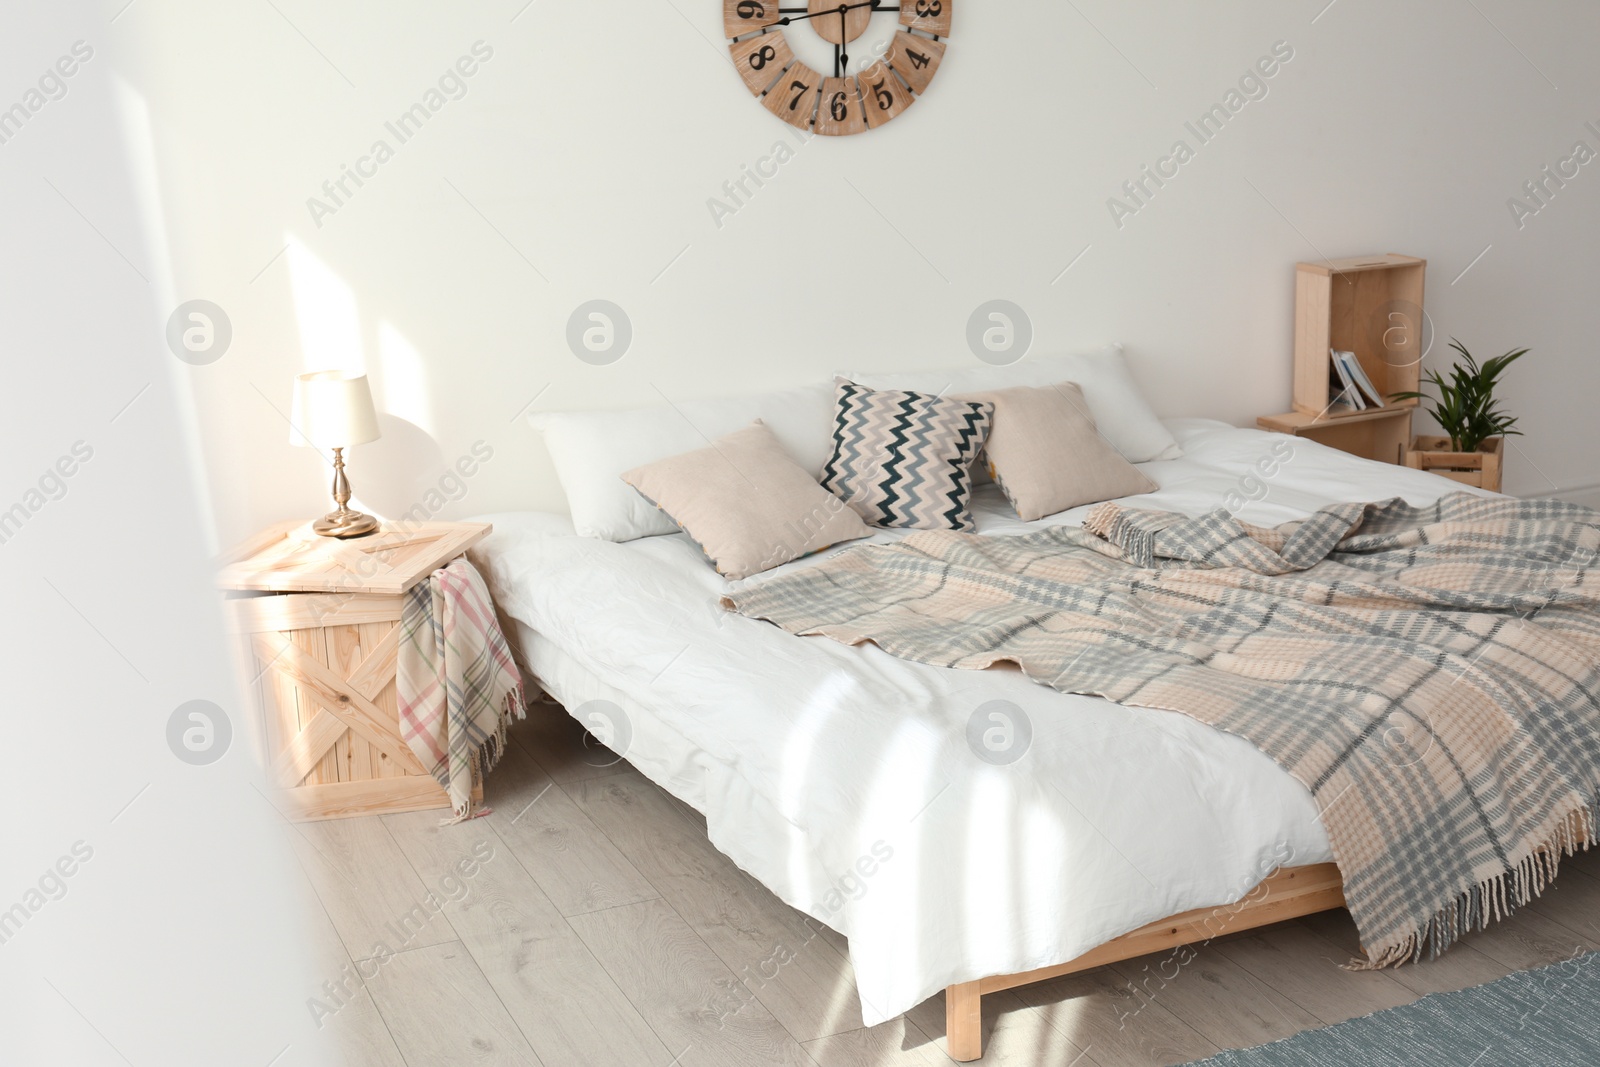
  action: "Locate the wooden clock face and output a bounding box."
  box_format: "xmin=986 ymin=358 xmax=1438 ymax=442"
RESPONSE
xmin=723 ymin=1 xmax=951 ymax=136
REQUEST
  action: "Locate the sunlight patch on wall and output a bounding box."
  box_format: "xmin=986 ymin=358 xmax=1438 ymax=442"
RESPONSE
xmin=287 ymin=237 xmax=363 ymax=374
xmin=112 ymin=72 xmax=225 ymax=552
xmin=376 ymin=320 xmax=434 ymax=438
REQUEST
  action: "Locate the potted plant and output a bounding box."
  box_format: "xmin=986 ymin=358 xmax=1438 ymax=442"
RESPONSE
xmin=1391 ymin=338 xmax=1526 ymax=493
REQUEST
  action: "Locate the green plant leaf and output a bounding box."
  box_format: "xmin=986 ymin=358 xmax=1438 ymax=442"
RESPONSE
xmin=1396 ymin=338 xmax=1528 ymax=453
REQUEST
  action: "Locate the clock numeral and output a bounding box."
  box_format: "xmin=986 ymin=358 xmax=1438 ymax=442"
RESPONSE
xmin=856 ymin=62 xmax=912 ymax=128
xmin=899 ymin=0 xmax=951 ymax=37
xmin=816 ymin=76 xmax=868 ymax=135
xmin=887 ymin=34 xmax=945 ymax=95
xmin=730 ymin=30 xmax=793 ymax=95
xmin=761 ymin=59 xmax=822 ymax=129
xmin=724 ymin=0 xmax=780 ymax=37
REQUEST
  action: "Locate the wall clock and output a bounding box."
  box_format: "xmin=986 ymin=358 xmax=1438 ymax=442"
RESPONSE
xmin=723 ymin=1 xmax=951 ymax=136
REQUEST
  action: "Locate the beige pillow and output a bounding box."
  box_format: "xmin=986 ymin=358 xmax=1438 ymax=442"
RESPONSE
xmin=957 ymin=381 xmax=1158 ymax=522
xmin=621 ymin=421 xmax=871 ymax=580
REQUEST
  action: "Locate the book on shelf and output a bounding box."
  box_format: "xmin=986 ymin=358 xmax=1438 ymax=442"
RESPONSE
xmin=1333 ymin=349 xmax=1386 ymax=407
xmin=1329 ymin=348 xmax=1366 ymax=411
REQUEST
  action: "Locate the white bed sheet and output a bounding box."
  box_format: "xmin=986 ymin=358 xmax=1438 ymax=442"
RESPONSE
xmin=470 ymin=420 xmax=1491 ymax=1026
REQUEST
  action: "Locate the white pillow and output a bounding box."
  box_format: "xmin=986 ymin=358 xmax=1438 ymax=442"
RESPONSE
xmin=844 ymin=344 xmax=1182 ymax=463
xmin=533 ymin=383 xmax=835 ymax=542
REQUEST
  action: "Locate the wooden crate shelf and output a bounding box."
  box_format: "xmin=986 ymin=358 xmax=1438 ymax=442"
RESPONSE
xmin=218 ymin=521 xmax=491 ymax=821
xmin=1293 ymin=253 xmax=1425 ymax=420
xmin=1259 ymin=252 xmax=1427 ymax=466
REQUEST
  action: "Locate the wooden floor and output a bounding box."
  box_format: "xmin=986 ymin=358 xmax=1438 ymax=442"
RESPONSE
xmin=291 ymin=700 xmax=1600 ymax=1067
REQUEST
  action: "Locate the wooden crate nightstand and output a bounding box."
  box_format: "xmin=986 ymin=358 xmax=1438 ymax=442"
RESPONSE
xmin=218 ymin=521 xmax=491 ymax=821
xmin=1256 ymin=406 xmax=1414 ymax=466
xmin=1259 ymin=253 xmax=1426 ymax=465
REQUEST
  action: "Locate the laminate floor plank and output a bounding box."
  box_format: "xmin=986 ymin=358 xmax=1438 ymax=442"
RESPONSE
xmin=513 ymin=699 xmax=632 ymax=788
xmin=282 ymin=838 xmax=409 ymax=1067
xmin=568 ymin=898 xmax=815 ymax=1067
xmin=1106 ymin=944 xmax=1322 ymax=1052
xmin=1520 ymin=863 xmax=1600 ymax=946
xmin=384 ymin=810 xmax=672 ymax=1067
xmin=1456 ymin=909 xmax=1597 ymax=973
xmin=1213 ymin=922 xmax=1415 ymax=1025
xmin=1564 ymin=848 xmax=1600 ymax=878
xmin=481 ymin=737 xmax=659 ymax=917
xmin=801 ymin=1017 xmax=949 ymax=1067
xmin=1296 ymin=909 xmax=1511 ymax=997
xmin=1008 ymin=965 xmax=1221 ymax=1067
xmin=365 ymin=941 xmax=545 ymax=1066
xmin=287 ymin=816 xmax=456 ymax=962
xmin=574 ymin=768 xmax=863 ymax=1042
xmin=324 ymin=987 xmax=410 ymax=1067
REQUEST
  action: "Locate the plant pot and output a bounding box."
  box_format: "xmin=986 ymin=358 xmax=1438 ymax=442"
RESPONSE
xmin=1403 ymin=435 xmax=1503 ymax=493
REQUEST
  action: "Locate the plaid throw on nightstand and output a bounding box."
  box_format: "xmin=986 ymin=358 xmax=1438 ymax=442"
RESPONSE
xmin=398 ymin=558 xmax=525 ymax=823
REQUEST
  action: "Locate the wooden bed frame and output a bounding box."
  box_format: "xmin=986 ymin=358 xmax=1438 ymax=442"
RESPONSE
xmin=942 ymin=862 xmax=1347 ymax=1061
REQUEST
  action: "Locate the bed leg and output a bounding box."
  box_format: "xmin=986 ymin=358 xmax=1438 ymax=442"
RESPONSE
xmin=946 ymin=981 xmax=983 ymax=1061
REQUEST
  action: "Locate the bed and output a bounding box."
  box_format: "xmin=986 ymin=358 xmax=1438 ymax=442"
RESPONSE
xmin=470 ymin=418 xmax=1501 ymax=1060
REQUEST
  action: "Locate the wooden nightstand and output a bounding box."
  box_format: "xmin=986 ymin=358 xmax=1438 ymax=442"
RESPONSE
xmin=1259 ymin=252 xmax=1425 ymax=466
xmin=218 ymin=520 xmax=491 ymax=821
xmin=1257 ymin=406 xmax=1413 ymax=465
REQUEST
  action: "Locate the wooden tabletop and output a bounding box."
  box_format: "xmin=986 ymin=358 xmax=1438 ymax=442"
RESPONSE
xmin=216 ymin=520 xmax=492 ymax=595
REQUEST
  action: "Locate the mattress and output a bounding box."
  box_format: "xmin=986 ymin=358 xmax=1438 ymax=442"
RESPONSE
xmin=469 ymin=419 xmax=1492 ymax=1026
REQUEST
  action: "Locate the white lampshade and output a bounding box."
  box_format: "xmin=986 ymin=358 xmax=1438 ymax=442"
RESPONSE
xmin=292 ymin=371 xmax=381 ymax=449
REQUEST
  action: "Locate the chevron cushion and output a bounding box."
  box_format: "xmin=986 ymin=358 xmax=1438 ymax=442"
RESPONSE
xmin=820 ymin=378 xmax=994 ymax=532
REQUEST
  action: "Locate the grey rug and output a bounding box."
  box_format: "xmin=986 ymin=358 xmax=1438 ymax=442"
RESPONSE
xmin=1184 ymin=952 xmax=1600 ymax=1066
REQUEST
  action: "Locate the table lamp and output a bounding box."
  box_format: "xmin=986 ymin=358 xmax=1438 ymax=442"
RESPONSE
xmin=293 ymin=370 xmax=381 ymax=538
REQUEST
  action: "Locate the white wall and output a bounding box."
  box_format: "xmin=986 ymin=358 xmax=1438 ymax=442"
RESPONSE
xmin=2 ymin=6 xmax=335 ymax=1063
xmin=124 ymin=0 xmax=1600 ymax=546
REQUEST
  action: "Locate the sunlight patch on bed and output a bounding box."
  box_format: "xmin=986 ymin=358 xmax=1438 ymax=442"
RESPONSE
xmin=778 ymin=671 xmax=854 ymax=825
xmin=965 ymin=772 xmax=1017 ymax=961
xmin=781 ymin=670 xmax=856 ymax=923
xmin=778 ymin=666 xmax=944 ymax=997
xmin=855 ymin=709 xmax=943 ymax=1019
xmin=1023 ymin=798 xmax=1071 ymax=958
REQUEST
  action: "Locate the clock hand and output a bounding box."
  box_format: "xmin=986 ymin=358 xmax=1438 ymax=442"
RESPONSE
xmin=776 ymin=1 xmax=875 ymax=27
xmin=840 ymin=0 xmax=883 ymax=73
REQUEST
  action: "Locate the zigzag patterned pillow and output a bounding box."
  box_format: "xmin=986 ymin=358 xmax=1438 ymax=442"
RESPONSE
xmin=820 ymin=378 xmax=994 ymax=532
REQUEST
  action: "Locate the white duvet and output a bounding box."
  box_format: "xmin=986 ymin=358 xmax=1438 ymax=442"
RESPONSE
xmin=470 ymin=420 xmax=1490 ymax=1026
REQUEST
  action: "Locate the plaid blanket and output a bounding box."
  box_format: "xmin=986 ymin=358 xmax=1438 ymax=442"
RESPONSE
xmin=398 ymin=558 xmax=525 ymax=823
xmin=725 ymin=493 xmax=1600 ymax=967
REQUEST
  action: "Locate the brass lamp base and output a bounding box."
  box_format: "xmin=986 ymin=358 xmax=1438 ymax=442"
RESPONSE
xmin=313 ymin=506 xmax=379 ymax=539
xmin=312 ymin=446 xmax=379 ymax=538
